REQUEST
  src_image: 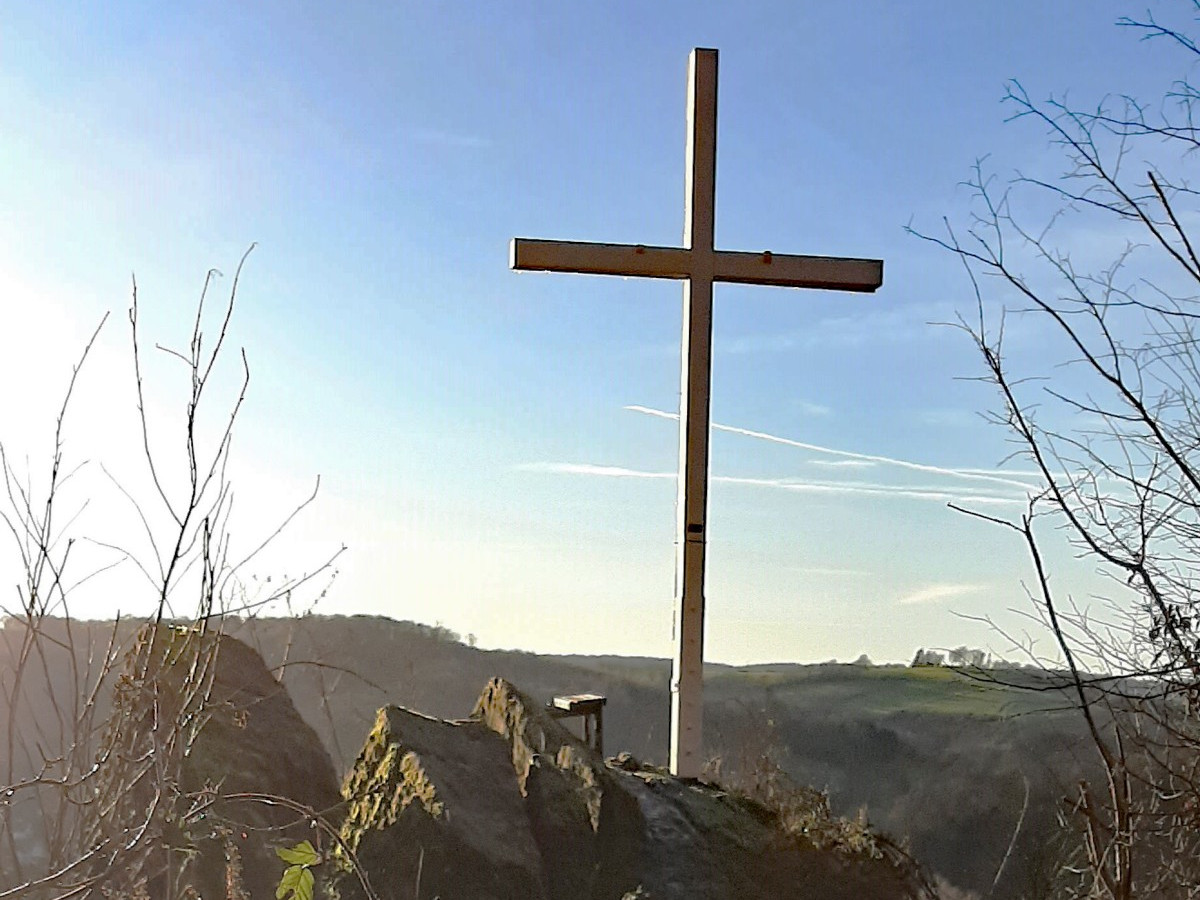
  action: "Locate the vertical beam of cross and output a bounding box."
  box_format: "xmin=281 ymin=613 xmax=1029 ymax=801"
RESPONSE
xmin=673 ymin=48 xmax=718 ymax=778
xmin=510 ymin=48 xmax=882 ymax=778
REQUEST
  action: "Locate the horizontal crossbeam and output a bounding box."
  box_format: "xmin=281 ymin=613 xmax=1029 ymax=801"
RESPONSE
xmin=510 ymin=238 xmax=882 ymax=293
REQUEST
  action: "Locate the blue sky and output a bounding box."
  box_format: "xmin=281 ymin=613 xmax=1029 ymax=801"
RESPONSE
xmin=0 ymin=2 xmax=1184 ymax=663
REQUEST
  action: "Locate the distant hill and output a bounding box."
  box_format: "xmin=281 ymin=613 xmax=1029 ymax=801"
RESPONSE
xmin=1 ymin=614 xmax=1098 ymax=899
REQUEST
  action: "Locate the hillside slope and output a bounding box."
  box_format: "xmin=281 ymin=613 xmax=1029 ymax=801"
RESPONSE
xmin=1 ymin=614 xmax=1096 ymax=898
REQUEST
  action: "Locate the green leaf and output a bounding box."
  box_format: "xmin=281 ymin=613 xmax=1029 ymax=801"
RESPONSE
xmin=276 ymin=840 xmax=319 ymax=900
xmin=276 ymin=840 xmax=319 ymax=866
xmin=277 ymin=867 xmax=300 ymax=900
xmin=276 ymin=865 xmax=315 ymax=900
xmin=294 ymin=867 xmax=315 ymax=900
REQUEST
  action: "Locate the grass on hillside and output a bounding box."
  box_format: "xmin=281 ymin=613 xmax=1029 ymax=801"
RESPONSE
xmin=713 ymin=664 xmax=1077 ymax=719
xmin=555 ymin=649 xmax=1078 ymax=719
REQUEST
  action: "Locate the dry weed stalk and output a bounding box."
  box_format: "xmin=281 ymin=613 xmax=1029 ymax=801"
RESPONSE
xmin=0 ymin=250 xmax=359 ymax=899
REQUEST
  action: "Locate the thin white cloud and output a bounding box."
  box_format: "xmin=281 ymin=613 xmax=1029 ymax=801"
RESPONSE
xmin=897 ymin=583 xmax=986 ymax=606
xmin=623 ymin=405 xmax=1035 ymax=493
xmin=518 ymin=463 xmax=1024 ymax=505
xmin=520 ymin=407 xmax=1036 ymax=506
xmin=516 ymin=462 xmax=672 ymax=479
xmin=626 ymin=405 xmax=678 ymax=422
xmin=953 ymin=467 xmax=1042 ymax=480
xmin=716 ymin=475 xmax=1022 ymax=505
xmin=796 ymin=400 xmax=831 ymax=416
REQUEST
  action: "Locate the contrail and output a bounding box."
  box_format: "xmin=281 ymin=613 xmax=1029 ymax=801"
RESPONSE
xmin=520 ymin=463 xmax=1023 ymax=505
xmin=716 ymin=474 xmax=1022 ymax=505
xmin=898 ymin=583 xmax=986 ymax=605
xmin=623 ymin=405 xmax=1036 ymax=493
xmin=516 ymin=462 xmax=672 ymax=479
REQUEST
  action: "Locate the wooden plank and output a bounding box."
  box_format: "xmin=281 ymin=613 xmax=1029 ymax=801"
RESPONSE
xmin=511 ymin=239 xmax=881 ymax=293
xmin=713 ymin=251 xmax=882 ymax=291
xmin=511 ymin=239 xmax=691 ymax=279
xmin=552 ymin=693 xmax=607 ymax=713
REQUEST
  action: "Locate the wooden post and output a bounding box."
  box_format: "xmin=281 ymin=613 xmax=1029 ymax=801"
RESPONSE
xmin=672 ymin=47 xmax=718 ymax=779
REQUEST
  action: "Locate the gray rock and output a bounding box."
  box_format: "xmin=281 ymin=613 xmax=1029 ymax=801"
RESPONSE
xmin=332 ymin=677 xmax=936 ymax=900
xmin=87 ymin=623 xmax=342 ymax=900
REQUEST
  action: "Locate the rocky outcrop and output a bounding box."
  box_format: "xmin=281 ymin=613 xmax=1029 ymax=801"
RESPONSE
xmin=80 ymin=630 xmax=935 ymax=900
xmin=86 ymin=623 xmax=342 ymax=900
xmin=333 ymin=678 xmax=935 ymax=900
xmin=336 ymin=705 xmax=549 ymax=898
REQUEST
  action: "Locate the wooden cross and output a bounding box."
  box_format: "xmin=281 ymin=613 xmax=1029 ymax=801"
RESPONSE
xmin=511 ymin=48 xmax=883 ymax=777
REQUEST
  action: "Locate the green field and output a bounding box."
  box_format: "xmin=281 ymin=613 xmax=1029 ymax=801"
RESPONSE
xmin=555 ymin=652 xmax=1080 ymax=719
xmin=712 ymin=663 xmax=1077 ymax=718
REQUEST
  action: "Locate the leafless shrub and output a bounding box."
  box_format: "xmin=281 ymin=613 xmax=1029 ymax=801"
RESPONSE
xmin=703 ymin=713 xmax=882 ymax=858
xmin=0 ymin=249 xmax=355 ymax=898
xmin=912 ymin=4 xmax=1200 ymax=897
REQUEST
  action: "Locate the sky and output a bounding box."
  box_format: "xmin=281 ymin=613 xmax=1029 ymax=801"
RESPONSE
xmin=0 ymin=1 xmax=1189 ymax=664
